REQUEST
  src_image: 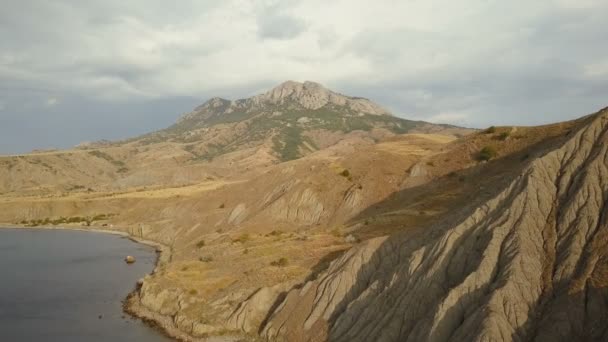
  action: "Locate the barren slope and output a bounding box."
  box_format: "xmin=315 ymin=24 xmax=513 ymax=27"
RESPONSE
xmin=261 ymin=108 xmax=608 ymax=341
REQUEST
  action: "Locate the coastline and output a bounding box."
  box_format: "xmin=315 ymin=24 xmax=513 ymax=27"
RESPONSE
xmin=0 ymin=223 xmax=199 ymax=342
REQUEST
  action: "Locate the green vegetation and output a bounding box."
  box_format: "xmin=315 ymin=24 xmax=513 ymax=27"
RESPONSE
xmin=496 ymin=132 xmax=510 ymax=141
xmin=233 ymin=233 xmax=251 ymax=243
xmin=270 ymin=257 xmax=289 ymax=267
xmin=178 ymin=104 xmax=429 ymax=163
xmin=196 ymin=240 xmax=206 ymax=248
xmin=485 ymin=126 xmax=497 ymax=134
xmin=19 ymin=214 xmax=115 ymax=227
xmin=273 ymin=125 xmax=304 ymax=162
xmin=477 ymin=146 xmax=498 ymax=161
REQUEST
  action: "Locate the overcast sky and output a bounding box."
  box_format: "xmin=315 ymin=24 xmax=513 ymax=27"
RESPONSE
xmin=1 ymin=0 xmax=607 ymax=154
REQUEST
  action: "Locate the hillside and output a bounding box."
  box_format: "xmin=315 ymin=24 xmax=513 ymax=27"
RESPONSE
xmin=0 ymin=81 xmax=468 ymax=197
xmin=261 ymin=108 xmax=608 ymax=341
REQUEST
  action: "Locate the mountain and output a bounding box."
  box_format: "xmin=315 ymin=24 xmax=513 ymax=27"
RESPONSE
xmin=0 ymin=81 xmax=470 ymax=197
xmin=140 ymin=80 xmax=466 ymax=162
xmin=177 ymin=80 xmax=391 ymax=128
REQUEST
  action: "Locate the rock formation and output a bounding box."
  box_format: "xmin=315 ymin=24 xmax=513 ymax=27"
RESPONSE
xmin=178 ymin=81 xmax=391 ymax=126
xmin=261 ymin=109 xmax=608 ymax=341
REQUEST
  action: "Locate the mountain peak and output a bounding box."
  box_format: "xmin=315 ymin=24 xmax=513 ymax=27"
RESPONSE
xmin=260 ymin=80 xmax=329 ymax=104
xmin=176 ymin=81 xmax=393 ymax=128
xmin=253 ymin=80 xmax=390 ymax=114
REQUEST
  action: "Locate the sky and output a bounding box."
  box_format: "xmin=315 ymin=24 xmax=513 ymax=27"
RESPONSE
xmin=1 ymin=0 xmax=607 ymax=154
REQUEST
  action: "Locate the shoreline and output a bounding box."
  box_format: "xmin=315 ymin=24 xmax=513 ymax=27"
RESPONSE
xmin=0 ymin=223 xmax=197 ymax=342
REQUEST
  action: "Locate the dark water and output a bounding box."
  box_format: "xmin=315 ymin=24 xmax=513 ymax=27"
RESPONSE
xmin=0 ymin=228 xmax=173 ymax=342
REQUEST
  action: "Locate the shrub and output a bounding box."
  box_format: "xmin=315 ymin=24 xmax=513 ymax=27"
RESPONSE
xmin=496 ymin=132 xmax=510 ymax=141
xmin=219 ymin=203 xmax=225 ymax=209
xmin=196 ymin=240 xmax=206 ymax=248
xmin=485 ymin=126 xmax=496 ymax=134
xmin=270 ymin=257 xmax=289 ymax=267
xmin=199 ymin=256 xmax=213 ymax=262
xmin=340 ymin=169 xmax=350 ymax=178
xmin=233 ymin=233 xmax=251 ymax=243
xmin=477 ymin=146 xmax=498 ymax=161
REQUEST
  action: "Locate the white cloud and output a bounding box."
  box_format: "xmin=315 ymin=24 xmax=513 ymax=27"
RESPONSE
xmin=0 ymin=0 xmax=607 ymax=126
xmin=45 ymin=98 xmax=59 ymax=107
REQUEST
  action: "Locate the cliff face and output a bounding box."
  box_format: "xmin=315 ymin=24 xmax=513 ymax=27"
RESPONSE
xmin=261 ymin=109 xmax=608 ymax=341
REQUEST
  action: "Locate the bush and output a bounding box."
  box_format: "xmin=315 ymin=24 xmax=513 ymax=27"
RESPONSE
xmin=496 ymin=132 xmax=510 ymax=141
xmin=340 ymin=169 xmax=350 ymax=178
xmin=477 ymin=146 xmax=498 ymax=161
xmin=196 ymin=240 xmax=206 ymax=248
xmin=233 ymin=233 xmax=251 ymax=243
xmin=485 ymin=126 xmax=496 ymax=134
xmin=270 ymin=257 xmax=289 ymax=267
xmin=199 ymin=256 xmax=213 ymax=262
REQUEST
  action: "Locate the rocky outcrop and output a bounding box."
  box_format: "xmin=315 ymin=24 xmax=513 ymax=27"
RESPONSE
xmin=228 ymin=282 xmax=293 ymax=334
xmin=176 ymin=81 xmax=392 ymax=128
xmin=267 ymin=188 xmax=325 ymax=226
xmin=250 ymin=81 xmax=391 ymax=115
xmin=228 ymin=203 xmax=248 ymax=225
xmin=261 ymin=109 xmax=608 ymax=341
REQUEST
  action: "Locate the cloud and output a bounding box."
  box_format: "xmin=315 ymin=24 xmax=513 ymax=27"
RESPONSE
xmin=1 ymin=0 xmax=608 ymax=152
xmin=45 ymin=98 xmax=59 ymax=107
